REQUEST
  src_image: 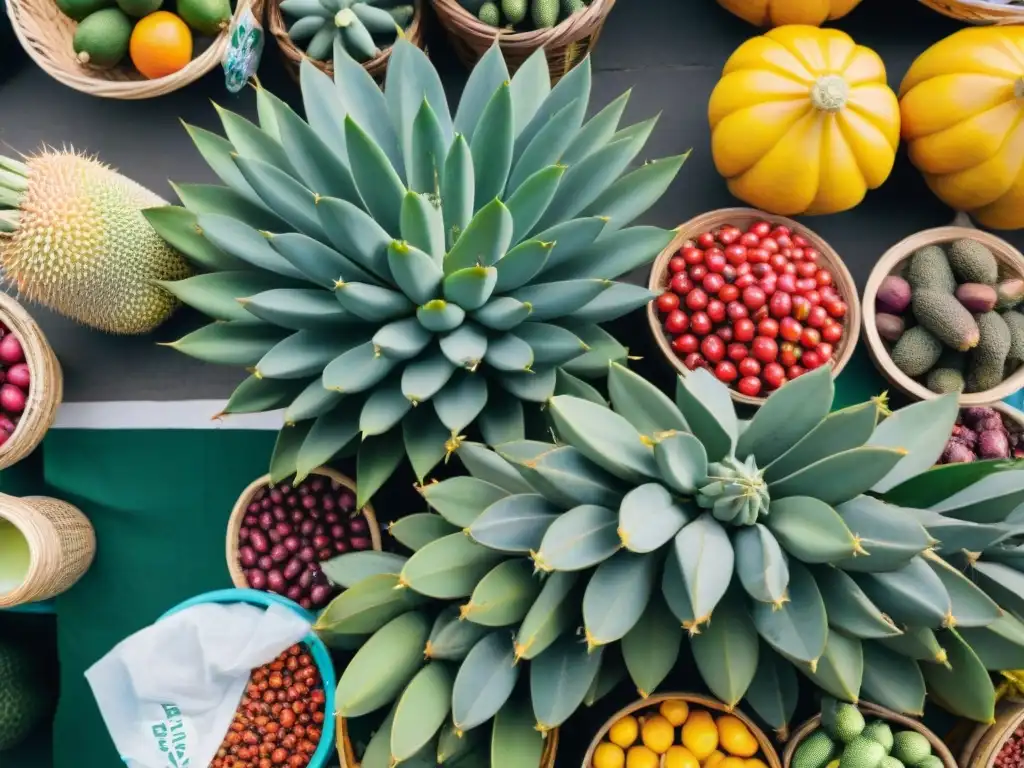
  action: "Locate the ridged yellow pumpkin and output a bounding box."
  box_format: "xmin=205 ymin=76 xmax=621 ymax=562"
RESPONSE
xmin=709 ymin=26 xmax=900 ymax=216
xmin=900 ymin=27 xmax=1024 ymax=230
xmin=716 ymin=0 xmax=862 ymax=27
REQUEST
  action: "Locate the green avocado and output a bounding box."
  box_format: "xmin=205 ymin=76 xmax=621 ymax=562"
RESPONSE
xmin=56 ymin=0 xmax=114 ymax=22
xmin=948 ymin=238 xmax=999 ymax=285
xmin=890 ymin=325 xmax=943 ymax=378
xmin=115 ymin=0 xmax=162 ymax=17
xmin=912 ymin=290 xmax=981 ymax=351
xmin=907 ymin=245 xmax=956 ymax=294
xmin=967 ymin=311 xmax=1011 ymax=393
xmin=72 ymin=7 xmax=132 ymax=68
xmin=177 ymin=0 xmax=232 ymax=35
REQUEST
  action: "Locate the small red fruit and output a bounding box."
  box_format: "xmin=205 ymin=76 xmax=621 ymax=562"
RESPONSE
xmin=714 ymin=361 xmax=738 ymax=383
xmin=749 ymin=221 xmax=772 ymax=238
xmin=760 ymin=278 xmax=778 ymax=296
xmin=705 ymin=251 xmax=727 ymax=273
xmin=779 ymin=342 xmax=801 ymax=368
xmin=718 ymin=284 xmax=739 ymax=303
xmin=737 ymin=376 xmax=762 ymax=397
xmin=690 ymin=264 xmax=709 ymax=281
xmin=769 ymin=291 xmax=792 ymax=319
xmin=816 ymin=342 xmax=834 ymax=360
xmin=683 ymin=352 xmax=706 ymax=370
xmin=669 ymin=256 xmax=687 ymax=273
xmin=762 ymin=362 xmax=786 ymax=389
xmin=797 ymin=261 xmax=818 ymax=279
xmin=824 ymin=297 xmax=848 ymax=319
xmin=725 ymin=244 xmax=748 ymax=265
xmin=727 ymin=342 xmax=748 ymax=362
xmin=738 ymin=357 xmax=761 ymax=378
xmin=690 ymin=312 xmax=712 ymax=336
xmin=656 ymin=292 xmax=680 ymax=313
xmin=803 ymin=248 xmax=820 ymax=263
xmin=726 ymin=301 xmax=749 ymax=321
xmin=686 ymin=288 xmax=708 ymax=311
xmin=669 ymin=273 xmax=692 ymax=294
xmin=760 ymin=237 xmax=779 ymax=254
xmin=807 ymin=305 xmax=828 ymax=328
xmin=672 ymin=334 xmax=699 ymax=355
xmin=769 ymin=253 xmax=788 ymax=271
xmin=697 ymin=232 xmax=716 ymax=249
xmin=751 ymin=263 xmax=773 ymax=279
xmin=775 ymin=273 xmax=796 ymax=294
xmin=780 ymin=317 xmax=802 ymax=342
xmin=822 ymin=321 xmax=843 ymax=344
xmin=722 ymin=265 xmax=738 ymax=283
xmin=792 ymin=234 xmax=809 ymax=247
xmin=752 ymin=336 xmax=778 ymax=364
xmin=792 ymin=295 xmax=811 ymax=321
xmin=734 ymin=318 xmax=755 ymax=342
xmin=735 ymin=262 xmax=751 ymax=277
xmin=664 ymin=310 xmax=689 ymax=335
xmin=757 ymin=318 xmax=779 ymax=338
xmin=701 ymin=335 xmax=725 ymax=363
xmin=752 ymin=305 xmax=769 ymax=323
xmin=801 ymin=351 xmax=823 ymax=369
xmin=816 ymin=268 xmax=833 ymax=287
xmin=800 ymin=327 xmax=821 ymax=349
xmin=787 ymin=365 xmax=806 ymax=379
xmin=742 ymin=286 xmax=767 ymax=310
xmin=717 ymin=227 xmax=740 ymax=245
xmin=740 ymin=232 xmax=761 ymax=248
xmin=717 ymin=325 xmax=734 ymax=342
xmin=683 ymin=246 xmax=704 ymax=265
xmin=782 ymin=262 xmax=798 ymax=275
xmin=703 ymin=273 xmax=726 ymax=295
xmin=735 ymin=273 xmax=756 ymax=289
xmin=707 ymin=299 xmax=726 ymax=324
xmin=747 ymin=247 xmax=770 ymax=264
xmin=774 ymin=232 xmax=792 ymax=248
xmin=796 ymin=278 xmax=817 ymax=293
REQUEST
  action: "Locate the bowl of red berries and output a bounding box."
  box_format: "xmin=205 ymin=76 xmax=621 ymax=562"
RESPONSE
xmin=647 ymin=208 xmax=860 ymax=405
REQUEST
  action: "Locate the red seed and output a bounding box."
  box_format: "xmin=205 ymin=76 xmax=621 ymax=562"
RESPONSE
xmin=762 ymin=362 xmax=786 ymax=390
xmin=248 ymin=570 xmax=268 ymax=590
xmin=714 ymin=361 xmax=737 ymax=383
xmin=752 ymin=337 xmax=778 ymax=364
xmin=738 ymin=358 xmax=760 ymax=378
xmin=258 ymin=555 xmax=274 ymax=571
xmin=701 ymin=336 xmax=725 ymax=364
xmin=683 ymin=353 xmax=705 ymax=371
xmin=656 ymin=293 xmax=680 ymax=313
xmin=737 ymin=376 xmax=761 ymax=397
xmin=780 ymin=317 xmax=802 ymax=342
xmin=250 ymin=531 xmax=270 ymax=554
xmin=239 ymin=546 xmax=258 ymax=568
xmin=0 ymin=384 xmax=25 ymax=413
xmin=690 ymin=312 xmax=712 ymax=336
xmin=727 ymin=343 xmax=748 ymax=362
xmin=6 ymin=363 xmax=29 ymax=390
xmin=672 ymin=334 xmax=698 ymax=355
xmin=664 ymin=310 xmax=688 ymax=335
xmin=0 ymin=334 xmax=23 ymax=365
xmin=822 ymin=321 xmax=843 ymax=344
xmin=669 ymin=256 xmax=687 ymax=273
xmin=350 ymin=537 xmax=373 ymax=550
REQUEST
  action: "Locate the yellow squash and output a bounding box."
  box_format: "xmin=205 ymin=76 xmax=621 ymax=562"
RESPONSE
xmin=900 ymin=27 xmax=1024 ymax=230
xmin=716 ymin=0 xmax=862 ymax=27
xmin=708 ymin=25 xmax=900 ymax=216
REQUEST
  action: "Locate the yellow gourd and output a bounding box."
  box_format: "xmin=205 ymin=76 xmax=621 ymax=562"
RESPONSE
xmin=716 ymin=0 xmax=862 ymax=27
xmin=900 ymin=27 xmax=1024 ymax=230
xmin=709 ymin=25 xmax=900 ymax=216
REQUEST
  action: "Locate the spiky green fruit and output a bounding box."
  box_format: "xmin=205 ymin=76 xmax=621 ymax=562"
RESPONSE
xmin=792 ymin=730 xmax=836 ymax=768
xmin=0 ymin=151 xmax=190 ymax=334
xmin=861 ymin=722 xmax=893 ymax=754
xmin=890 ymin=732 xmax=930 ymax=767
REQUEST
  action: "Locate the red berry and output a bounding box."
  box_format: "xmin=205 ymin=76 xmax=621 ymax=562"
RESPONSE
xmin=797 ymin=261 xmax=818 ymax=279
xmin=769 ymin=291 xmax=792 ymax=319
xmin=737 ymin=376 xmax=762 ymax=397
xmin=752 ymin=336 xmax=778 ymax=364
xmin=664 ymin=310 xmax=689 ymax=335
xmin=726 ymin=301 xmax=749 ymax=321
xmin=742 ymin=286 xmax=766 ymax=310
xmin=669 ymin=256 xmax=687 ymax=273
xmin=774 ymin=232 xmax=793 ymax=248
xmin=735 ymin=262 xmax=751 ymax=276
xmin=722 ymin=265 xmax=738 ymax=283
xmin=751 ymin=263 xmax=773 ymax=279
xmin=802 ymin=351 xmax=823 ymax=369
xmin=803 ymin=247 xmax=820 ymax=263
xmin=714 ymin=361 xmax=738 ymax=383
xmin=683 ymin=246 xmax=704 ymax=265
xmin=800 ymin=327 xmax=821 ymax=349
xmin=717 ymin=325 xmax=734 ymax=342
xmin=725 ymin=244 xmax=747 ymax=265
xmin=787 ymin=364 xmax=806 ymax=379
xmin=822 ymin=321 xmax=843 ymax=344
xmin=796 ymin=278 xmax=817 ymax=293
xmin=780 ymin=317 xmax=802 ymax=342
xmin=769 ymin=253 xmax=788 ymax=271
xmin=816 ymin=342 xmax=834 ymax=360
xmin=760 ymin=237 xmax=779 ymax=254
xmin=707 ymin=299 xmax=726 ymax=324
xmin=824 ymin=297 xmax=847 ymax=319
xmin=703 ymin=272 xmax=726 ymax=295
xmin=792 ymin=234 xmax=809 ymax=247
xmin=775 ymin=273 xmax=796 ymax=294
xmin=740 ymin=232 xmax=760 ymax=248
xmin=820 ymin=285 xmax=839 ymax=300
xmin=735 ymin=273 xmax=757 ymax=290
xmin=718 ymin=284 xmax=740 ymax=303
xmin=697 ymin=232 xmax=716 ymax=249
xmin=792 ymin=295 xmax=811 ymax=321
xmin=738 ymin=357 xmax=761 ymax=378
xmin=717 ymin=227 xmax=740 ymax=246
xmin=686 ymin=288 xmax=708 ymax=311
xmin=705 ymin=248 xmax=727 ymax=270
xmin=672 ymin=334 xmax=699 ymax=355
xmin=751 ymin=305 xmax=769 ymax=323
xmin=734 ymin=318 xmax=755 ymax=342
xmin=816 ymin=268 xmax=833 ymax=287
xmin=747 ymin=247 xmax=770 ymax=264
xmin=804 ymin=289 xmax=822 ymax=306
xmin=807 ymin=305 xmax=828 ymax=328
xmin=727 ymin=342 xmax=748 ymax=362
xmin=762 ymin=362 xmax=786 ymax=389
xmin=690 ymin=311 xmax=712 ymax=336
xmin=669 ymin=273 xmax=692 ymax=294
xmin=749 ymin=221 xmax=772 ymax=238
xmin=779 ymin=342 xmax=802 ymax=367
xmin=782 ymin=262 xmax=798 ymax=275
xmin=683 ymin=352 xmax=706 ymax=370
xmin=657 ymin=292 xmax=680 ymax=313
xmin=690 ymin=264 xmax=708 ymax=281
xmin=758 ymin=318 xmax=779 ymax=338
xmin=760 ymin=278 xmax=778 ymax=296
xmin=701 ymin=335 xmax=725 ymax=363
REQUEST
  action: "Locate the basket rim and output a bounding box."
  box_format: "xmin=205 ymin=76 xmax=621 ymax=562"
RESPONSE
xmin=646 ymin=207 xmax=861 ymax=407
xmin=431 ymin=0 xmax=616 ymax=46
xmin=225 ymin=466 xmax=383 ymax=590
xmin=861 ymin=225 xmax=1024 ymax=406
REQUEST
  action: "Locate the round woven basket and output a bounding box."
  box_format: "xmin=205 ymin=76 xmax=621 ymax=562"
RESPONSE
xmin=647 ymin=207 xmax=861 ymax=408
xmin=862 ymin=226 xmax=1024 ymax=406
xmin=0 ymin=293 xmax=62 ymax=470
xmin=6 ymin=0 xmax=263 ymax=99
xmin=959 ymin=696 xmax=1024 ymax=767
xmin=0 ymin=494 xmax=96 ymax=608
xmin=784 ymin=702 xmax=956 ymax=768
xmin=917 ymin=0 xmax=1024 ymax=23
xmin=226 ymin=466 xmax=382 ymax=590
xmin=582 ymin=692 xmax=782 ymax=768
xmin=431 ymin=0 xmax=616 ymax=83
xmin=268 ymin=0 xmax=425 ymax=81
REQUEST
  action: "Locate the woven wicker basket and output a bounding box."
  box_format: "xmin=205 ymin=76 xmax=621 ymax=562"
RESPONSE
xmin=960 ymin=696 xmax=1024 ymax=767
xmin=0 ymin=494 xmax=96 ymax=608
xmin=0 ymin=293 xmax=62 ymax=470
xmin=226 ymin=466 xmax=382 ymax=590
xmin=268 ymin=0 xmax=425 ymax=81
xmin=431 ymin=0 xmax=615 ymax=83
xmin=6 ymin=0 xmax=263 ymax=99
xmin=917 ymin=0 xmax=1024 ymax=23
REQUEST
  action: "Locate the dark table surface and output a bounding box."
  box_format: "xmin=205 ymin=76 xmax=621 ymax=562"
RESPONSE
xmin=0 ymin=0 xmax=1003 ymax=407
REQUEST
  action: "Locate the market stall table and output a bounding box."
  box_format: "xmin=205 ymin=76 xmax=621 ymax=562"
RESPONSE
xmin=0 ymin=0 xmax=1007 ymax=766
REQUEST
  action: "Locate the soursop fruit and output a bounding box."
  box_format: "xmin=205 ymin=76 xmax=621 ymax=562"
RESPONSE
xmin=0 ymin=641 xmax=47 ymax=751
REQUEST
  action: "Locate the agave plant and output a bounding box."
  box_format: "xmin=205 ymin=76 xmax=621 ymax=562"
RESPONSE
xmin=314 ymin=362 xmax=1024 ymax=752
xmin=147 ymin=37 xmax=687 ymax=504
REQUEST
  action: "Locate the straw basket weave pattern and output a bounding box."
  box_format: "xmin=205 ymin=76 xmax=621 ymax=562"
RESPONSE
xmin=268 ymin=0 xmax=425 ymax=81
xmin=0 ymin=494 xmax=96 ymax=608
xmin=431 ymin=0 xmax=616 ymax=82
xmin=6 ymin=0 xmax=263 ymax=99
xmin=0 ymin=293 xmax=62 ymax=470
xmin=917 ymin=0 xmax=1024 ymax=23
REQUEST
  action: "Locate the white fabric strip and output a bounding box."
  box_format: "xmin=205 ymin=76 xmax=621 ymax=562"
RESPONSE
xmin=51 ymin=401 xmax=286 ymax=430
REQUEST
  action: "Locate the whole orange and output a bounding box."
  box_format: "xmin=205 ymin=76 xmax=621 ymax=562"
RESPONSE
xmin=129 ymin=11 xmax=193 ymax=79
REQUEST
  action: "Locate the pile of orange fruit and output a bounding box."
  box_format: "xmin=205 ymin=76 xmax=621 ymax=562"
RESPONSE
xmin=592 ymin=699 xmax=771 ymax=768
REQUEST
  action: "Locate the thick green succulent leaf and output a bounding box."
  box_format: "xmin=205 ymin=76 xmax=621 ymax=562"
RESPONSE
xmin=165 ymin=321 xmax=287 ymax=366
xmin=491 ymin=694 xmax=545 ymax=768
xmin=546 ymin=227 xmax=675 ymax=282
xmin=506 ymin=167 xmax=566 ymax=246
xmin=572 ymin=284 xmax=657 ymax=324
xmin=515 ymin=570 xmax=581 ymax=660
xmin=530 ymin=636 xmax=602 ymax=731
xmin=924 ymin=552 xmax=1001 ymax=628
xmin=652 ymin=432 xmax=708 ymax=496
xmin=402 ymin=405 xmax=451 ymax=481
xmin=391 ymin=662 xmax=453 ymax=762
xmin=860 ymin=641 xmax=926 ymax=716
xmin=621 ymin=592 xmax=681 ymax=698
xmin=438 ymin=720 xmax=479 ymax=765
xmin=967 ymin=559 xmax=1024 ymax=622
xmin=484 ymin=333 xmax=533 ymax=373
xmin=582 ymin=153 xmax=690 ymax=234
xmin=452 ymin=631 xmax=519 ymax=731
xmin=433 ymin=370 xmax=488 ymax=433
xmin=927 ymin=470 xmax=1024 ymax=524
xmin=878 ymin=626 xmax=949 ymax=666
xmin=319 ymin=551 xmax=406 ymax=589
xmin=515 ymin=54 xmax=590 ymax=157
xmin=462 ymin=559 xmax=542 ymax=627
xmin=736 ymin=366 xmax=833 ymax=466
xmin=446 ymin=198 xmax=514 ymax=274
xmin=533 ymin=503 xmax=620 ymax=572
xmin=906 ymin=509 xmax=1011 ymax=556
xmin=269 ymin=420 xmax=313 ymax=484
xmin=240 ymin=288 xmax=354 ymax=330
xmin=344 ymin=116 xmax=406 ymax=237
xmin=958 ymin=612 xmax=1024 ymax=670
xmin=690 ymin=588 xmax=759 ymax=707
xmin=386 ymin=40 xmax=453 ymax=179
xmin=454 ymin=44 xmax=509 ymax=142
xmin=299 ymin=59 xmax=348 ymax=161
xmin=334 ymin=281 xmax=414 ymax=323
xmin=468 ymin=494 xmax=560 ymax=553
xmin=402 ymin=350 xmax=457 ymax=404
xmin=159 ymin=272 xmax=282 ymax=322
xmin=332 ymin=44 xmax=403 ymax=173
xmin=832 ymin=496 xmax=933 ymax=573
xmin=196 ymin=213 xmax=306 ymax=280
xmin=426 ymin=605 xmax=490 ymax=661
xmin=547 ymin=395 xmax=658 ymax=484
xmin=606 ymin=362 xmax=686 ymax=437
xmin=584 ymin=647 xmax=627 ymax=706
xmin=316 ymin=196 xmax=392 ymax=280
xmin=494 ymin=241 xmax=554 ymax=294
xmin=812 ymin=566 xmax=901 ymax=639
xmin=372 ymin=317 xmax=432 ymax=361
xmin=508 ymin=46 xmax=550 ymax=136
xmin=401 ymin=190 xmax=446 ymax=263
xmin=561 ymin=89 xmax=629 ymax=167
xmin=752 ymin=559 xmax=828 ymax=664
xmin=408 ymin=99 xmax=447 ymax=196
xmin=851 ymin=556 xmax=950 ymax=628
xmin=223 ymin=375 xmax=307 ymax=415
xmin=554 ymin=369 xmax=606 ymax=405
xmin=921 ymin=628 xmax=996 ymax=722
xmin=769 ymin=447 xmax=908 ymax=507
xmin=743 ymin=644 xmax=799 ymax=740
xmin=868 ymin=394 xmax=960 ymax=493
xmin=432 ymin=321 xmax=482 ymax=370
xmin=269 ymin=231 xmax=380 ymax=288
xmin=470 ymin=82 xmax=514 ymax=210
xmin=173 ymin=181 xmax=290 ymax=231
xmin=254 ymin=83 xmax=281 ymax=139
xmin=389 ymin=513 xmax=459 ymax=552
xmin=442 ymin=135 xmax=474 ymax=251
xmin=184 ymin=123 xmax=260 ymax=203
xmin=356 ymin=430 xmax=405 ymax=507
xmin=296 ymin=407 xmax=360 ymax=481
xmin=323 ymin=341 xmax=396 ymax=393
xmin=314 ymin=573 xmax=426 ymax=636
xmin=507 ymin=279 xmax=610 ymax=323
xmin=143 ymin=205 xmax=244 ymax=272
xmin=881 ymin=458 xmax=1024 ymax=509
xmin=534 ymin=217 xmax=608 ymax=276
xmin=285 ymin=380 xmax=343 ymax=423
xmin=399 ymin=532 xmax=505 ymax=599
xmin=359 ymin=706 xmax=396 ymax=768
xmin=675 ymin=370 xmax=738 ymax=462
xmin=765 ymin=496 xmax=859 ymax=563
xmin=558 ymin=323 xmax=628 ymax=378
xmin=508 ymin=100 xmax=585 ymax=198
xmin=258 ymin=330 xmax=360 ymax=380
xmin=582 ymin=550 xmax=658 ymax=647
xmin=214 ymin=104 xmax=297 ymax=177
xmin=457 ymin=441 xmax=535 ymax=494
xmin=508 ymin=444 xmax=624 ymax=509
xmin=661 ymin=545 xmax=696 ymax=626
xmin=801 ymin=630 xmax=863 ymax=703
xmin=478 ymin=387 xmax=526 ymax=446
xmin=233 ymin=156 xmax=326 ymax=240
xmin=671 ymin=515 xmax=734 ymax=630
xmin=473 ymin=297 xmax=533 ymax=331
xmin=764 ymin=401 xmax=881 ymax=483
xmin=497 ymin=324 xmax=581 ymax=368
xmin=618 ymin=484 xmax=691 ymax=553
xmin=445 ymin=266 xmax=499 ymax=311
xmin=734 ymin=524 xmax=790 ymax=605
xmin=388 ymin=240 xmax=443 ymax=305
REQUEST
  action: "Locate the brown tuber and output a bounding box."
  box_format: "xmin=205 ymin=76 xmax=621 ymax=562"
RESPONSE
xmin=955 ymin=282 xmax=998 ymax=313
xmin=876 ymin=274 xmax=912 ymax=314
xmin=875 ymin=313 xmax=905 ymax=342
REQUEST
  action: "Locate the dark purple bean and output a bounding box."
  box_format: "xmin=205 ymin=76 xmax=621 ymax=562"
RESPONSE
xmin=298 ymin=569 xmax=314 ymax=589
xmin=299 ymin=598 xmax=312 ymax=610
xmin=239 ymin=527 xmax=250 ymax=542
xmin=239 ymin=546 xmax=258 ymax=568
xmin=310 ymin=479 xmax=324 ymax=494
xmin=272 ymin=506 xmax=287 ymax=522
xmin=268 ymin=529 xmax=283 ymax=545
xmin=298 ymin=546 xmax=316 ymax=563
xmin=283 ymin=558 xmax=304 ymax=581
xmin=298 ymin=485 xmax=310 ymax=497
xmin=258 ymin=511 xmax=274 ymax=530
xmin=248 ymin=570 xmax=267 ymax=590
xmin=284 ymin=535 xmax=301 ymax=553
xmin=286 ymin=585 xmax=303 ymax=601
xmin=243 ymin=514 xmax=258 ymax=527
xmin=290 ymin=510 xmax=304 ymax=524
xmin=286 ymin=495 xmax=298 ymax=508
xmin=350 ymin=537 xmax=371 ymax=551
xmin=313 ymin=525 xmax=325 ymax=537
xmin=252 ymin=488 xmax=266 ymax=502
xmin=338 ymin=490 xmax=355 ymax=511
xmin=318 ymin=547 xmax=333 ymax=560
xmin=334 ymin=540 xmax=349 ymax=553
xmin=266 ymin=569 xmax=286 ymax=594
xmin=260 ymin=498 xmax=272 ymax=510
xmin=279 ymin=484 xmax=291 ymax=495
xmin=270 ymin=544 xmax=289 ymax=563
xmin=270 ymin=489 xmax=283 ymax=504
xmin=258 ymin=555 xmax=274 ymax=571
xmin=302 ymin=495 xmax=317 ymax=510
xmin=275 ymin=522 xmax=292 ymax=537
xmin=312 ymin=534 xmax=331 ymax=550
xmin=250 ymin=530 xmax=270 ymax=554
xmin=325 ymin=512 xmax=339 ymax=525
xmin=299 ymin=520 xmax=316 ymax=537
xmin=320 ymin=496 xmax=335 ymax=512
xmin=247 ymin=502 xmax=261 ymax=515
xmin=329 ymin=525 xmax=345 ymax=541
xmin=310 ymin=584 xmax=331 ymax=606
xmin=348 ymin=517 xmax=367 ymax=534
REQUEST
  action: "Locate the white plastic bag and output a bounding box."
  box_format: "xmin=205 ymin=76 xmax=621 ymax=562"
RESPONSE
xmin=85 ymin=601 xmax=311 ymax=768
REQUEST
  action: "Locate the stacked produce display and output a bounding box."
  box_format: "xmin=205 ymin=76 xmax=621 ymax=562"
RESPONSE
xmin=455 ymin=0 xmax=588 ymax=30
xmin=0 ymin=328 xmax=31 ymax=447
xmin=281 ymin=0 xmax=413 ymax=64
xmin=941 ymin=407 xmax=1024 ymax=463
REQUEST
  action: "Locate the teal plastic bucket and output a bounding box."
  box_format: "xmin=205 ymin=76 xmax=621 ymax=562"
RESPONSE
xmin=158 ymin=588 xmax=337 ymax=768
